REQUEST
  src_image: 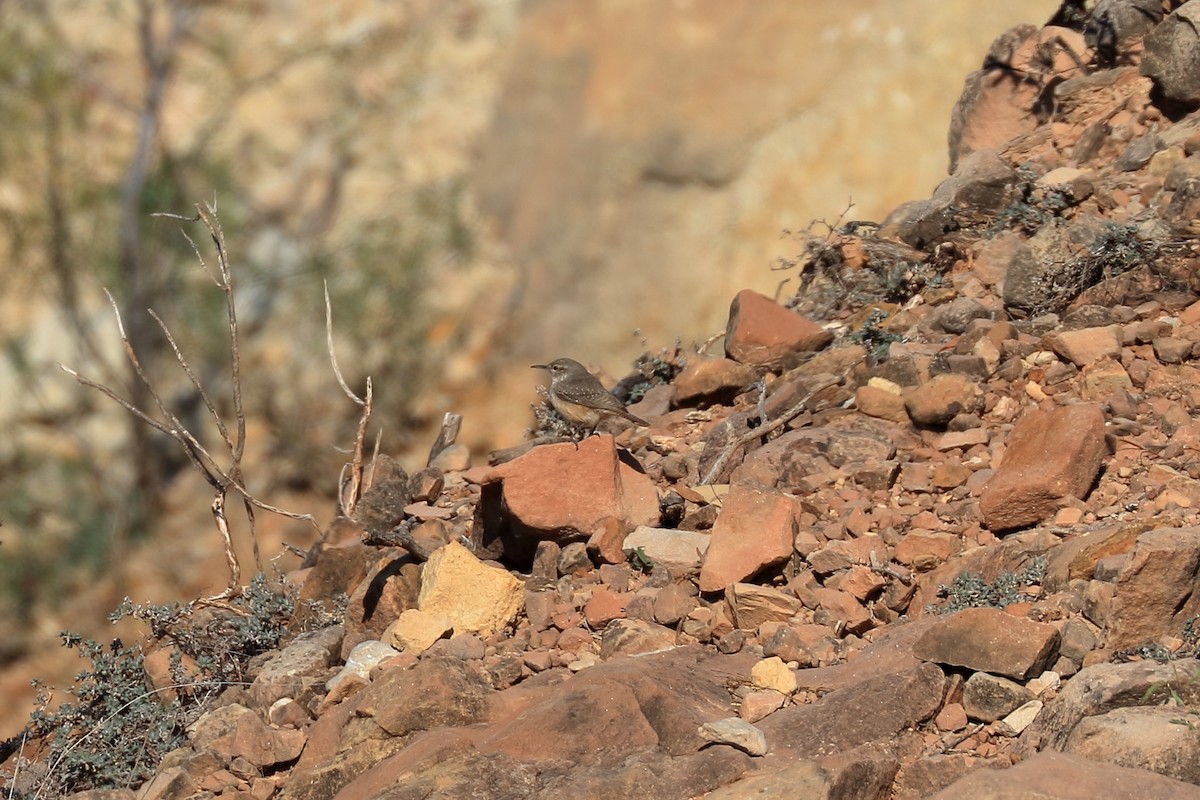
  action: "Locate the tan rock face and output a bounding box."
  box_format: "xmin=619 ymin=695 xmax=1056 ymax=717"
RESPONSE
xmin=418 ymin=541 xmax=524 ymax=637
xmin=978 ymin=403 xmax=1107 ymax=531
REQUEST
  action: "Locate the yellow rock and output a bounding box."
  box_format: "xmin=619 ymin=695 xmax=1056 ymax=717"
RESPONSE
xmin=750 ymin=656 xmax=797 ymax=695
xmin=418 ymin=541 xmax=524 ymax=636
xmin=383 ymin=609 xmax=452 ymax=653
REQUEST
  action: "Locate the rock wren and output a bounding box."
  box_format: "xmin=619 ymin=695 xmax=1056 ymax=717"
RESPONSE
xmin=531 ymin=358 xmax=649 ymax=433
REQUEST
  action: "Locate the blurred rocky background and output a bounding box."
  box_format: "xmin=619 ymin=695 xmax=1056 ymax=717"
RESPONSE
xmin=0 ymin=0 xmax=1055 ymax=736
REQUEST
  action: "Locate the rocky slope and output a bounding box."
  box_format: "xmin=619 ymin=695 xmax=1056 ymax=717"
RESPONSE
xmin=18 ymin=1 xmax=1200 ymax=798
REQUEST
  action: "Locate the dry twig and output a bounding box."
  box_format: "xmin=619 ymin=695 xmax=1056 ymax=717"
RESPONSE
xmin=699 ymin=367 xmax=856 ymax=486
xmin=325 ymin=281 xmax=373 ymax=517
xmin=60 ymin=202 xmax=316 ymax=601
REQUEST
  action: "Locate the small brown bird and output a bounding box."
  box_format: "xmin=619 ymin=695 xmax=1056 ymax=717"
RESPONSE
xmin=532 ymin=357 xmax=649 ymax=434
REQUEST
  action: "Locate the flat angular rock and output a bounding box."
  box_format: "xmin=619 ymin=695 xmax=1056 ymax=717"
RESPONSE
xmin=623 ymin=526 xmax=710 ymax=575
xmin=418 ymin=541 xmax=523 ymax=637
xmin=382 ymin=608 xmax=452 ymax=653
xmin=1045 ymin=325 xmax=1123 ymax=367
xmin=703 ymin=751 xmax=898 ymax=800
xmin=339 ymin=552 xmax=421 ymax=660
xmin=893 ymin=149 xmax=1017 ymax=247
xmin=913 ymin=607 xmax=1059 ymax=680
xmin=929 ymin=750 xmax=1200 ymax=800
xmin=725 ymin=289 xmax=832 ymax=368
xmin=699 ymin=485 xmax=797 ymax=593
xmin=699 ymin=718 xmax=768 ymax=756
xmin=480 ymin=647 xmax=738 ymax=765
xmin=211 ymin=711 xmax=306 ymax=768
xmin=855 ymin=384 xmax=909 ymax=423
xmin=979 ymin=403 xmax=1107 ymax=531
xmin=356 ymin=656 xmax=492 ymax=738
xmin=1109 ymin=526 xmax=1200 ymax=650
xmin=728 ymin=582 xmax=803 ymax=630
xmin=481 ymin=435 xmax=659 ymax=562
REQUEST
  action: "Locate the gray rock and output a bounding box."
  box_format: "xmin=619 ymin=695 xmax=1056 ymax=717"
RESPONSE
xmin=1142 ymin=1 xmax=1200 ymax=111
xmin=699 ymin=718 xmax=768 ymax=757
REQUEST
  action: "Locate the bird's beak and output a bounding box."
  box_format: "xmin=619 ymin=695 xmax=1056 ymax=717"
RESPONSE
xmin=531 ymin=364 xmax=548 ymax=370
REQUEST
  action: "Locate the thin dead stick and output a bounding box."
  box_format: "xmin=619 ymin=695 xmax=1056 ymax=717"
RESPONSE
xmin=325 ymin=281 xmax=373 ymax=517
xmin=699 ymin=375 xmax=844 ymax=486
xmin=62 ymin=202 xmax=316 ymax=601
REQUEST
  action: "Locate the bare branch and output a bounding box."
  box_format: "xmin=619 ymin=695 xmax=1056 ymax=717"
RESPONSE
xmin=325 ymin=281 xmax=373 ymax=517
xmin=147 ymin=308 xmax=232 ymax=451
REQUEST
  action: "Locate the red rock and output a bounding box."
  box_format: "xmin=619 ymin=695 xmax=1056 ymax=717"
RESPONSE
xmin=913 ymin=607 xmax=1059 ymax=680
xmin=599 ymin=618 xmax=678 ymax=659
xmin=340 ymin=552 xmax=421 ymax=659
xmin=483 ymin=434 xmax=659 ymax=561
xmin=739 ymin=689 xmax=787 ymax=723
xmin=725 ymin=289 xmax=832 ymax=368
xmin=904 ymin=374 xmax=982 ymax=427
xmin=356 ymin=657 xmax=493 ymax=738
xmin=699 ymin=485 xmax=798 ymax=593
xmin=932 ymin=461 xmax=972 ymax=489
xmin=935 ymin=702 xmax=968 ymax=732
xmin=1065 ymin=705 xmax=1200 ymax=784
xmin=935 ymin=428 xmax=989 ymax=450
xmin=290 ymin=542 xmax=376 ymax=629
xmin=949 ymin=27 xmax=1087 ymax=170
xmin=583 ymin=586 xmax=630 ymax=629
xmin=758 ymin=662 xmax=945 ymax=756
xmin=834 ymin=565 xmax=887 ymax=602
xmin=978 ymin=403 xmax=1107 ymax=531
xmin=228 ymin=713 xmax=307 ymax=768
xmin=1154 ymin=336 xmax=1195 ymax=364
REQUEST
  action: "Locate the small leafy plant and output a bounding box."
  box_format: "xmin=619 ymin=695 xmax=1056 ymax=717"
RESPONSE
xmin=7 ymin=573 xmax=333 ymax=797
xmin=930 ymin=556 xmax=1047 ymax=614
